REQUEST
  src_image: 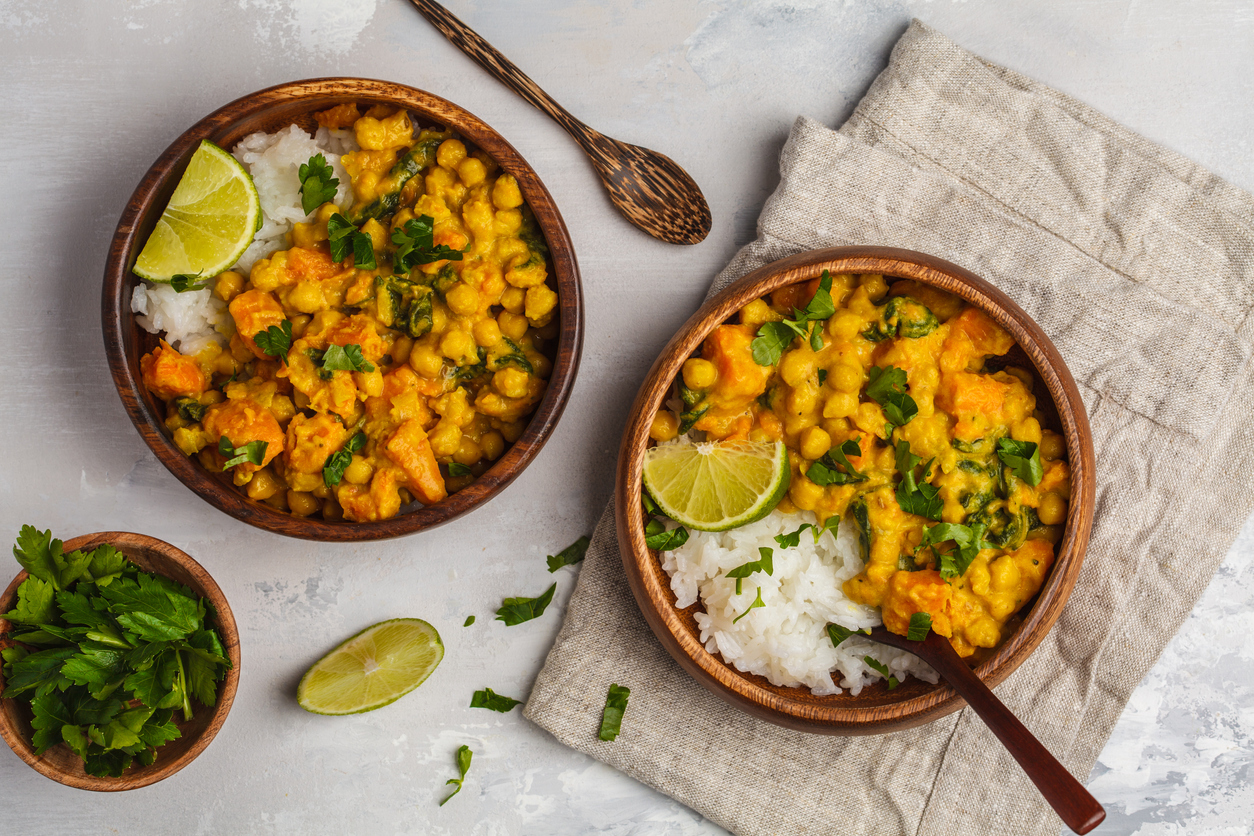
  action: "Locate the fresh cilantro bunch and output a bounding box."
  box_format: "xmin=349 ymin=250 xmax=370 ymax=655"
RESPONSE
xmin=0 ymin=526 xmax=231 ymax=777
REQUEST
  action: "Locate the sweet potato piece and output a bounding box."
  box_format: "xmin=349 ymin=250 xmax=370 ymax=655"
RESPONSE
xmin=384 ymin=418 xmax=447 ymax=505
xmin=881 ymin=569 xmax=954 ymax=638
xmin=202 ymin=398 xmax=284 ymax=474
xmin=229 ymin=289 xmax=287 ymax=359
xmin=140 ymin=340 xmax=206 ymax=401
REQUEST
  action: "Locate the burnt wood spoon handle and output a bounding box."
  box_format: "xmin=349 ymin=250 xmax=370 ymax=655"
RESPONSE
xmin=870 ymin=628 xmax=1105 ymax=834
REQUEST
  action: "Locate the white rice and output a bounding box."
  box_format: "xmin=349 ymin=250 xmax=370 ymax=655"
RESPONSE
xmin=131 ymin=122 xmax=361 ymax=354
xmin=661 ymin=510 xmax=937 ymax=696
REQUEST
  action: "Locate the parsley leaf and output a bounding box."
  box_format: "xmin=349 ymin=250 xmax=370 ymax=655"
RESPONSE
xmin=322 ymin=431 xmax=367 ymax=487
xmin=863 ymin=656 xmax=900 ymax=689
xmin=463 ymin=615 xmax=475 ymax=627
xmin=470 ymin=687 xmax=521 ymax=713
xmin=644 ymin=521 xmax=690 ymax=551
xmin=917 ymin=522 xmax=994 ymax=579
xmin=750 ymin=321 xmax=799 ymax=366
xmin=30 ymin=691 xmax=74 ymax=754
xmin=806 ymin=439 xmax=867 ymax=486
xmin=725 ymin=547 xmax=773 ymax=594
xmin=254 ymin=320 xmax=293 ymax=365
xmin=865 ymin=365 xmax=918 ymax=426
xmin=327 ymin=213 xmax=376 ymax=269
xmin=907 ymin=612 xmax=933 ymax=641
xmin=14 ymin=525 xmax=60 ymax=588
xmin=598 ymin=683 xmax=630 ymax=742
xmin=893 ymin=440 xmax=943 ymax=520
xmin=439 ymin=744 xmax=473 ymax=806
xmin=98 ymin=574 xmax=202 ymax=643
xmin=996 ymin=438 xmax=1044 ymax=486
xmin=447 ymin=462 xmax=472 ymax=477
xmin=826 ymin=623 xmax=871 ymax=648
xmin=169 ymin=273 xmax=210 ymax=293
xmin=774 ymin=524 xmax=813 ymax=549
xmin=322 ymin=343 xmax=375 ymax=373
xmin=546 ymin=535 xmax=590 ymax=572
xmin=2 ymin=576 xmax=56 ymax=625
xmin=392 ymin=215 xmax=468 ymax=272
xmin=750 ymin=271 xmax=837 ymax=364
xmin=217 ymin=437 xmax=268 ymax=470
xmin=732 ymin=587 xmax=765 ymax=624
xmin=298 ymin=153 xmax=339 ymax=215
xmin=495 ymin=583 xmax=557 ymax=626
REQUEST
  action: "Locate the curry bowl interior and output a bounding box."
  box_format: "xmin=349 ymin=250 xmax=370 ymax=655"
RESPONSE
xmin=615 ymin=247 xmax=1094 ymax=734
xmin=103 ymin=78 xmax=583 ymax=541
xmin=0 ymin=532 xmax=241 ymax=790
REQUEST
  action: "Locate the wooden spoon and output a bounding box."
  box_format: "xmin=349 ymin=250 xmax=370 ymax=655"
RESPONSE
xmin=408 ymin=0 xmax=712 ymax=245
xmin=868 ymin=627 xmax=1105 ymax=834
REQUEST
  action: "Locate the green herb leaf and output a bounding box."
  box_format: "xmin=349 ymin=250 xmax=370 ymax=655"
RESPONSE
xmin=393 ymin=215 xmax=468 ymax=272
xmin=13 ymin=525 xmax=59 ymax=588
xmin=463 ymin=615 xmax=475 ymax=627
xmin=470 ymin=687 xmax=522 ymax=713
xmin=546 ymin=535 xmax=590 ymax=572
xmin=495 ymin=583 xmax=557 ymax=626
xmin=254 ymin=320 xmax=293 ymax=365
xmin=894 ymin=441 xmax=943 ymax=520
xmin=84 ymin=543 xmax=127 ymax=586
xmin=598 ymin=683 xmax=630 ymax=742
xmin=169 ymin=272 xmax=211 ymax=293
xmin=321 ymin=343 xmax=375 ymax=373
xmin=3 ymin=576 xmax=56 ymax=625
xmin=298 ymin=153 xmax=340 ymax=215
xmin=806 ymin=439 xmax=867 ymax=486
xmin=917 ymin=522 xmax=994 ymax=579
xmin=751 ymin=320 xmax=801 ymax=366
xmin=749 ymin=272 xmax=837 ymax=365
xmin=641 ymin=491 xmax=660 ymax=517
xmin=327 ymin=213 xmax=376 ymax=268
xmin=174 ymin=397 xmax=207 ymax=423
xmin=644 ymin=524 xmax=690 ymax=551
xmin=447 ymin=462 xmax=472 ymax=477
xmin=774 ymin=524 xmax=814 ymax=549
xmin=863 ymin=656 xmax=900 ymax=689
xmin=98 ymin=574 xmax=203 ymax=643
xmin=866 ymin=365 xmax=918 ymax=426
xmin=817 ymin=368 xmax=828 ymax=386
xmin=725 ymin=547 xmax=774 ymax=594
xmin=1 ymin=646 xmax=75 ymax=699
xmin=732 ymin=587 xmax=765 ymax=624
xmin=826 ymin=623 xmax=871 ymax=648
xmin=322 ymin=431 xmax=367 ymax=487
xmin=29 ymin=691 xmax=73 ymax=754
xmin=217 ymin=437 xmax=268 ymax=470
xmin=439 ymin=744 xmax=474 ymax=806
xmin=907 ymin=612 xmax=933 ymax=641
xmin=996 ymin=438 xmax=1044 ymax=486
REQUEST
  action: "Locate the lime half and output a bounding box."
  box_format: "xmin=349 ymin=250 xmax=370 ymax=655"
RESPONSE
xmin=133 ymin=139 xmax=261 ymax=282
xmin=297 ymin=619 xmax=444 ymax=715
xmin=643 ymin=439 xmax=790 ymax=532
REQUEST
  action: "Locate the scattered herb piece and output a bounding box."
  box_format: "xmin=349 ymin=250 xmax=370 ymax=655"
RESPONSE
xmin=644 ymin=520 xmax=689 ymax=551
xmin=893 ymin=440 xmax=943 ymax=520
xmin=996 ymin=438 xmax=1044 ymax=486
xmin=320 ymin=343 xmax=375 ymax=374
xmin=732 ymin=587 xmax=765 ymax=624
xmin=463 ymin=615 xmax=475 ymax=627
xmin=917 ymin=522 xmax=994 ymax=579
xmin=447 ymin=462 xmax=472 ymax=477
xmin=392 ymin=215 xmax=468 ymax=272
xmin=495 ymin=583 xmax=557 ymax=626
xmin=817 ymin=368 xmax=828 ymax=386
xmin=826 ymin=623 xmax=871 ymax=648
xmin=546 ymin=536 xmax=590 ymax=572
xmin=598 ymin=683 xmax=630 ymax=742
xmin=217 ymin=437 xmax=267 ymax=470
xmin=327 ymin=213 xmax=376 ymax=269
xmin=439 ymin=744 xmax=473 ymax=806
xmin=641 ymin=491 xmax=660 ymax=517
xmin=725 ymin=547 xmax=773 ymax=594
xmin=865 ymin=365 xmax=918 ymax=426
xmin=169 ymin=273 xmax=210 ymax=293
xmin=907 ymin=612 xmax=933 ymax=641
xmin=863 ymin=656 xmax=900 ymax=689
xmin=298 ymin=153 xmax=340 ymax=215
xmin=322 ymin=431 xmax=367 ymax=487
xmin=750 ymin=271 xmax=836 ymax=364
xmin=774 ymin=524 xmax=813 ymax=549
xmin=806 ymin=439 xmax=867 ymax=486
xmin=175 ymin=397 xmax=206 ymax=423
xmin=469 ymin=687 xmax=521 ymax=713
xmin=254 ymin=320 xmax=293 ymax=365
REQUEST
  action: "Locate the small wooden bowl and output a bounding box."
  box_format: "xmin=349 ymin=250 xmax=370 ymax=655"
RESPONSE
xmin=0 ymin=532 xmax=241 ymax=790
xmin=102 ymin=78 xmax=584 ymax=540
xmin=616 ymin=247 xmax=1095 ymax=734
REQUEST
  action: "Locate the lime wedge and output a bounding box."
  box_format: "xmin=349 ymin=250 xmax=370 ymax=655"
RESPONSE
xmin=133 ymin=139 xmax=261 ymax=282
xmin=642 ymin=439 xmax=790 ymax=532
xmin=297 ymin=618 xmax=444 ymax=715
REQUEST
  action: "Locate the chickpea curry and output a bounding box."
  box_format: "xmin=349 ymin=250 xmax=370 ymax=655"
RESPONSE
xmin=140 ymin=104 xmax=558 ymax=522
xmin=649 ymin=272 xmax=1071 ymax=658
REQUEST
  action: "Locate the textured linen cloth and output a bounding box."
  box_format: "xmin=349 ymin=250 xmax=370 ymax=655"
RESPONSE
xmin=525 ymin=20 xmax=1254 ymax=836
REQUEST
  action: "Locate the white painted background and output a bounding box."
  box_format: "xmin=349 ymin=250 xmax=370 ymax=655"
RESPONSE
xmin=1 ymin=1 xmax=1252 ymax=833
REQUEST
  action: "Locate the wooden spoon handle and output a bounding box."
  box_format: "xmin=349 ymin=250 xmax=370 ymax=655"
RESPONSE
xmin=922 ymin=635 xmax=1106 ymax=834
xmin=407 ymin=0 xmax=592 ymax=142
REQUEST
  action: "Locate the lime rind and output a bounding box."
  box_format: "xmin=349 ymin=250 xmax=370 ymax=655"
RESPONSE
xmin=133 ymin=139 xmax=261 ymax=282
xmin=296 ymin=618 xmax=444 ymax=716
xmin=642 ymin=440 xmax=790 ymax=532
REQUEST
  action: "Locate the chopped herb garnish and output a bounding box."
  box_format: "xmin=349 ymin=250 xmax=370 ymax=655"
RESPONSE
xmin=865 ymin=365 xmax=918 ymax=426
xmin=320 ymin=343 xmax=375 ymax=374
xmin=439 ymin=744 xmax=473 ymax=806
xmin=732 ymin=587 xmax=765 ymax=624
xmin=598 ymin=683 xmax=630 ymax=742
xmin=641 ymin=491 xmax=660 ymax=517
xmin=750 ymin=271 xmax=836 ymax=365
xmin=169 ymin=272 xmax=210 ymax=293
xmin=644 ymin=520 xmax=689 ymax=551
xmin=447 ymin=462 xmax=472 ymax=477
xmin=470 ymin=687 xmax=521 ymax=713
xmin=327 ymin=213 xmax=376 ymax=269
xmin=546 ymin=535 xmax=590 ymax=572
xmin=826 ymin=623 xmax=871 ymax=647
xmin=298 ymin=153 xmax=340 ymax=215
xmin=725 ymin=547 xmax=773 ymax=594
xmin=817 ymin=368 xmax=828 ymax=386
xmin=495 ymin=583 xmax=557 ymax=626
xmin=893 ymin=440 xmax=943 ymax=520
xmin=175 ymin=397 xmax=206 ymax=423
xmin=392 ymin=215 xmax=468 ymax=272
xmin=322 ymin=431 xmax=367 ymax=487
xmin=806 ymin=439 xmax=867 ymax=486
xmin=996 ymin=438 xmax=1044 ymax=486
xmin=917 ymin=522 xmax=994 ymax=579
xmin=863 ymin=656 xmax=900 ymax=689
xmin=463 ymin=615 xmax=475 ymax=627
xmin=907 ymin=612 xmax=933 ymax=641
xmin=253 ymin=320 xmax=293 ymax=365
xmin=217 ymin=437 xmax=267 ymax=470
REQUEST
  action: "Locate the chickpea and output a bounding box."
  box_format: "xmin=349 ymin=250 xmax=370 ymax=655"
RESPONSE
xmin=290 ymin=314 xmax=312 ymax=339
xmin=828 ymin=363 xmax=862 ymax=393
xmin=493 ymin=367 xmax=530 ymax=399
xmin=430 ymin=298 xmax=449 ymax=334
xmin=436 ymin=138 xmax=467 ymax=169
xmin=823 ymin=392 xmax=858 ymax=419
xmin=472 ymin=318 xmax=502 ymax=348
xmin=498 ymin=311 xmax=529 ymax=341
xmin=457 ymin=157 xmax=487 ymax=187
xmin=269 ymin=395 xmax=296 ymax=424
xmin=787 ymin=383 xmax=818 ymax=415
xmin=355 ymin=368 xmax=384 ymax=398
xmin=391 ymin=335 xmax=414 ymax=365
xmin=454 ymin=436 xmax=483 ymax=466
xmin=1012 ymin=417 xmax=1042 ymax=446
xmin=682 ymin=358 xmax=717 ymax=391
xmin=199 ymin=389 xmax=224 ymax=406
xmin=409 ymin=343 xmax=444 ymax=378
xmin=293 ymin=390 xmax=311 ymax=409
xmin=491 ymin=174 xmax=524 ymax=210
xmin=322 ymin=498 xmax=344 ymax=520
xmin=214 ymin=271 xmax=245 ymax=303
xmin=860 ymin=273 xmax=888 ymax=301
xmin=800 ymin=426 xmax=831 ymax=461
xmin=445 ymin=283 xmax=480 ymax=316
xmin=525 ymin=284 xmax=558 ymax=325
xmin=530 ymin=353 xmax=552 ymax=379
xmin=738 ymin=299 xmax=776 ymax=330
xmin=343 ymin=455 xmax=374 ymax=486
xmin=964 ymin=617 xmax=1001 ymax=649
xmin=440 ymin=329 xmax=476 ymax=362
xmin=1038 ymin=492 xmax=1067 ymax=526
xmin=828 ymin=312 xmax=862 ymax=341
xmin=500 ymin=420 xmax=525 ymax=443
xmin=501 ymin=286 xmax=526 ymax=314
xmin=360 ymin=218 xmax=389 ymax=252
xmin=480 ymin=271 xmax=506 ymax=307
xmin=213 ymin=352 xmax=239 ymax=378
xmin=789 ymin=476 xmax=823 ymax=511
xmin=650 ymin=410 xmax=679 ymax=442
xmin=990 ymin=555 xmax=1021 ymax=593
xmin=229 ymin=334 xmax=253 ymax=363
xmin=495 ymin=209 xmax=522 ymax=234
xmin=480 ymin=430 xmax=505 ymax=461
xmin=288 ymin=490 xmax=319 ymax=517
xmin=779 ymin=351 xmax=815 ymax=388
xmin=1040 ymin=431 xmax=1066 ymax=461
xmin=429 ymin=422 xmax=463 ymax=457
xmin=246 ymin=468 xmax=281 ymax=501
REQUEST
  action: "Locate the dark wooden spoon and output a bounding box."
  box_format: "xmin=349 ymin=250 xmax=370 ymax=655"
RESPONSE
xmin=408 ymin=0 xmax=712 ymax=245
xmin=868 ymin=627 xmax=1105 ymax=834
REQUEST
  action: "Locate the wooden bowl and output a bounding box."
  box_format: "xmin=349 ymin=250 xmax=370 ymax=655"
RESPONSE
xmin=102 ymin=78 xmax=584 ymax=541
xmin=0 ymin=532 xmax=241 ymax=790
xmin=616 ymin=247 xmax=1095 ymax=734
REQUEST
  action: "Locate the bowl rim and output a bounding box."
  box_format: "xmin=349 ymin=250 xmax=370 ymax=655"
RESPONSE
xmin=615 ymin=246 xmax=1096 ymax=734
xmin=101 ymin=77 xmax=584 ymax=541
xmin=0 ymin=531 xmax=241 ymax=790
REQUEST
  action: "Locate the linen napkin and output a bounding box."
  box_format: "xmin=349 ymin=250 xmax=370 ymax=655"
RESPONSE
xmin=525 ymin=20 xmax=1254 ymax=836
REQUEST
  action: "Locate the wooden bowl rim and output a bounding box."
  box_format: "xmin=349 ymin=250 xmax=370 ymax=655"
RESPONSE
xmin=101 ymin=77 xmax=584 ymax=541
xmin=615 ymin=246 xmax=1096 ymax=734
xmin=0 ymin=532 xmax=241 ymax=790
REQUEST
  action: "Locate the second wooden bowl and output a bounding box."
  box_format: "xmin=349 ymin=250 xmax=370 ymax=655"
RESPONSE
xmin=0 ymin=532 xmax=241 ymax=790
xmin=616 ymin=247 xmax=1095 ymax=734
xmin=102 ymin=78 xmax=584 ymax=541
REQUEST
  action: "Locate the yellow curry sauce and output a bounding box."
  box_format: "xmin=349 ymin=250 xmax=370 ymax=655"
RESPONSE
xmin=140 ymin=104 xmax=557 ymax=522
xmin=650 ymin=273 xmax=1071 ymax=657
